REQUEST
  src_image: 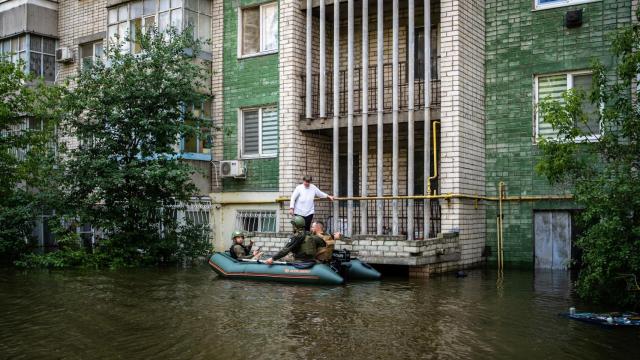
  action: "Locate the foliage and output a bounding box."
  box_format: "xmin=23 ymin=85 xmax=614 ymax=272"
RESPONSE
xmin=53 ymin=27 xmax=212 ymax=268
xmin=0 ymin=57 xmax=64 ymax=264
xmin=536 ymin=14 xmax=640 ymax=306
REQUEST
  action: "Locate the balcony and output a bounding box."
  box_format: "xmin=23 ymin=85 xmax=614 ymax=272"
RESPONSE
xmin=301 ymin=60 xmax=441 ymax=130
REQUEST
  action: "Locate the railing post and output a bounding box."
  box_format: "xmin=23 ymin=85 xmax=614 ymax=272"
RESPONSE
xmin=319 ymin=0 xmax=326 ymax=119
xmin=360 ymin=0 xmax=369 ymax=235
xmin=391 ymin=0 xmax=399 ymax=235
xmin=376 ymin=0 xmax=384 ymax=235
xmin=332 ymin=0 xmax=341 ymax=234
xmin=347 ymin=0 xmax=354 ymax=237
xmin=407 ymin=0 xmax=415 ymax=240
xmin=305 ymin=0 xmax=312 ymax=120
xmin=424 ymin=0 xmax=432 ymax=238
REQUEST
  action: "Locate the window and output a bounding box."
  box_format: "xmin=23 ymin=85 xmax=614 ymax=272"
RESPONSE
xmin=80 ymin=41 xmax=104 ymax=69
xmin=239 ymin=107 xmax=278 ymax=158
xmin=238 ymin=2 xmax=278 ymax=57
xmin=535 ymin=0 xmax=599 ymax=10
xmin=414 ymin=25 xmax=439 ymax=80
xmin=184 ymin=0 xmax=212 ymax=52
xmin=182 ymin=98 xmax=213 ymax=157
xmin=0 ymin=35 xmax=27 ymax=66
xmin=535 ymin=71 xmax=600 ymax=140
xmin=1 ymin=35 xmax=55 ymax=82
xmin=235 ymin=210 xmax=277 ymax=233
xmin=107 ymin=0 xmax=211 ymax=53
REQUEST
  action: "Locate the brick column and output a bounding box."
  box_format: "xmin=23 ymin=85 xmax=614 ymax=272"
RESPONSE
xmin=438 ymin=0 xmax=486 ymax=267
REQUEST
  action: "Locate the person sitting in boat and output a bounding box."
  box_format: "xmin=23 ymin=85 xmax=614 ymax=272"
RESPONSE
xmin=229 ymin=231 xmax=263 ymax=260
xmin=264 ymin=216 xmax=325 ymax=265
xmin=311 ymin=221 xmax=341 ymax=263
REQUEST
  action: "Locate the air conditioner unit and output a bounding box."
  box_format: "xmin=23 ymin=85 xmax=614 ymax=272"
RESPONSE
xmin=55 ymin=47 xmax=74 ymax=63
xmin=219 ymin=160 xmax=245 ymax=178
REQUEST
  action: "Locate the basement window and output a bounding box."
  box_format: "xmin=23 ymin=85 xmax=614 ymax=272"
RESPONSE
xmin=534 ymin=71 xmax=600 ymax=141
xmin=239 ymin=107 xmax=278 ymax=159
xmin=236 ymin=210 xmax=277 ymax=233
xmin=238 ymin=2 xmax=278 ymax=57
xmin=534 ymin=0 xmax=600 ymax=10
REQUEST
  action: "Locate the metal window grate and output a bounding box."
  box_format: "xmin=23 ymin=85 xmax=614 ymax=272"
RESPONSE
xmin=235 ymin=210 xmax=277 ymax=233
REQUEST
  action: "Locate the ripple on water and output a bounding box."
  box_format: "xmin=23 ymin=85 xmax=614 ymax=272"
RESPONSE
xmin=0 ymin=267 xmax=638 ymax=360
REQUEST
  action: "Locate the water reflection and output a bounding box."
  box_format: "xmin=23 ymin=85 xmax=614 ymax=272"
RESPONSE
xmin=0 ymin=267 xmax=637 ymax=360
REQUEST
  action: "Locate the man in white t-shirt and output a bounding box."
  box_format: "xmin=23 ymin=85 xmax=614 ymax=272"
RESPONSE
xmin=289 ymin=175 xmax=334 ymax=231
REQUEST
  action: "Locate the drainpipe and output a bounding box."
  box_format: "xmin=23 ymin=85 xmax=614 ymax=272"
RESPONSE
xmin=427 ymin=121 xmax=439 ymax=195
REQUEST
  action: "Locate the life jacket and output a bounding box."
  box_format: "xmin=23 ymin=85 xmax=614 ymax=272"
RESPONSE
xmin=299 ymin=234 xmax=319 ymax=259
xmin=229 ymin=244 xmax=249 ymax=259
xmin=315 ymin=233 xmax=335 ymax=262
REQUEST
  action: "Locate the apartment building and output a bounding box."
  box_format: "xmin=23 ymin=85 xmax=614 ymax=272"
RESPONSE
xmin=1 ymin=0 xmax=632 ymax=273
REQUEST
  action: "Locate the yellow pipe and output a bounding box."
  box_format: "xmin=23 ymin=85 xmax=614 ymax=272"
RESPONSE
xmin=275 ymin=194 xmax=573 ymax=203
xmin=498 ymin=181 xmax=505 ymax=270
xmin=427 ymin=121 xmax=440 ymax=195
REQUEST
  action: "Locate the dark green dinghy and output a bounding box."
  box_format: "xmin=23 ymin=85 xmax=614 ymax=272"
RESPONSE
xmin=208 ymin=251 xmax=381 ymax=285
xmin=208 ymin=252 xmax=344 ymax=285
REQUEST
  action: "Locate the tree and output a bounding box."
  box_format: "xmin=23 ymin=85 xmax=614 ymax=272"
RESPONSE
xmin=59 ymin=28 xmax=211 ymax=267
xmin=0 ymin=58 xmax=64 ymax=264
xmin=536 ymin=14 xmax=640 ymax=306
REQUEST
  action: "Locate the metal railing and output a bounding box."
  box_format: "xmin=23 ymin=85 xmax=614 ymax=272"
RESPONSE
xmin=303 ymin=60 xmax=441 ymax=119
xmin=300 ymin=196 xmax=442 ymax=240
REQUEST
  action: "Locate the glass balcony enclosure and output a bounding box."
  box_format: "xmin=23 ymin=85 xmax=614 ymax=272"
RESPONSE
xmin=107 ymin=0 xmax=212 ymax=54
xmin=0 ymin=34 xmax=56 ymax=82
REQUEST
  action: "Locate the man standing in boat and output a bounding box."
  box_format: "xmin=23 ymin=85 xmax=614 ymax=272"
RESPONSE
xmin=264 ymin=216 xmax=325 ymax=265
xmin=229 ymin=231 xmax=263 ymax=260
xmin=289 ymin=175 xmax=334 ymax=232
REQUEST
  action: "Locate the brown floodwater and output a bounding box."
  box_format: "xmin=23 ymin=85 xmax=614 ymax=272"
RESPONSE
xmin=0 ymin=265 xmax=637 ymax=359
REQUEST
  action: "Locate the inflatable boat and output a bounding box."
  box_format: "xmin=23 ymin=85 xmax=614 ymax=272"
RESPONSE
xmin=208 ymin=251 xmax=380 ymax=285
xmin=563 ymin=311 xmax=640 ymax=327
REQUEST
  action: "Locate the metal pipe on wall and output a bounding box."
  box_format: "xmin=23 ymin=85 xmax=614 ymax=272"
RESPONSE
xmin=347 ymin=0 xmax=354 ymax=237
xmin=391 ymin=0 xmax=399 ymax=235
xmin=361 ymin=0 xmax=369 ymax=234
xmin=423 ymin=0 xmax=432 ymax=238
xmin=376 ymin=0 xmax=384 ymax=235
xmin=319 ymin=0 xmax=326 ymax=119
xmin=332 ymin=0 xmax=340 ymax=234
xmin=407 ymin=0 xmax=415 ymax=240
xmin=305 ymin=0 xmax=312 ymax=119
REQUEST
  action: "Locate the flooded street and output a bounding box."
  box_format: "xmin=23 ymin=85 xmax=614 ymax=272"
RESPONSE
xmin=0 ymin=266 xmax=637 ymax=359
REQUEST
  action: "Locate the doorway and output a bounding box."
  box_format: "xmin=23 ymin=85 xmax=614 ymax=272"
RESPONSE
xmin=534 ymin=211 xmax=572 ymax=270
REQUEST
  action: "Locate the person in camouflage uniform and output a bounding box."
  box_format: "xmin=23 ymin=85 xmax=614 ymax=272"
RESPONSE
xmin=264 ymin=216 xmax=325 ymax=264
xmin=229 ymin=231 xmax=263 ymax=260
xmin=311 ymin=221 xmax=341 ymax=262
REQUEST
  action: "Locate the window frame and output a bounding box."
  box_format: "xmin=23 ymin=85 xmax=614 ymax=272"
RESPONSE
xmin=235 ymin=209 xmax=278 ymax=233
xmin=80 ymin=41 xmax=105 ymax=69
xmin=237 ymin=1 xmax=279 ymax=59
xmin=533 ymin=70 xmax=601 ymax=143
xmin=180 ymin=98 xmax=213 ymax=160
xmin=533 ymin=0 xmax=600 ymax=11
xmin=238 ymin=106 xmax=278 ymax=159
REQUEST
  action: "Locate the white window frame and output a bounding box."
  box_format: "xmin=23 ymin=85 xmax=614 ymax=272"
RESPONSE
xmin=237 ymin=2 xmax=278 ymax=58
xmin=80 ymin=41 xmax=104 ymax=69
xmin=534 ymin=0 xmax=600 ymax=11
xmin=238 ymin=107 xmax=278 ymax=159
xmin=534 ymin=70 xmax=601 ymax=143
